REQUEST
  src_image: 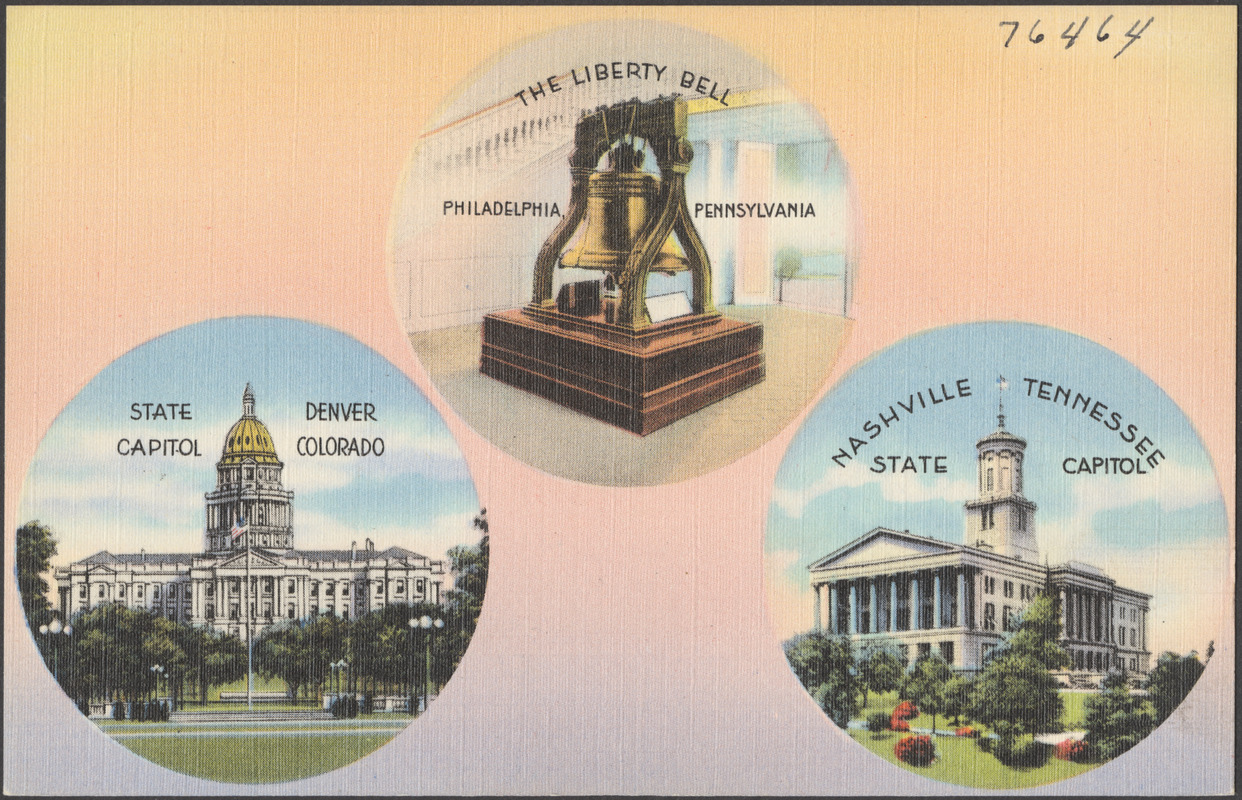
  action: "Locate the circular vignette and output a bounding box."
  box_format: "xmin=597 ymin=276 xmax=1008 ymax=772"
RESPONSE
xmin=765 ymin=321 xmax=1229 ymax=790
xmin=389 ymin=18 xmax=860 ymax=487
xmin=15 ymin=316 xmax=488 ymax=784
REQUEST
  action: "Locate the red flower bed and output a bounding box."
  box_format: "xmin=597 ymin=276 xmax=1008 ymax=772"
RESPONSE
xmin=890 ymin=700 xmax=919 ymax=731
xmin=954 ymin=726 xmax=978 ymax=737
xmin=894 ymin=734 xmax=936 ymax=767
xmin=1054 ymin=738 xmax=1090 ymax=762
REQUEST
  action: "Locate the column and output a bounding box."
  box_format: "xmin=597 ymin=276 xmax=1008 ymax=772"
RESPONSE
xmin=933 ymin=572 xmax=942 ymax=629
xmin=868 ymin=580 xmax=877 ymax=634
xmin=957 ymin=569 xmax=966 ymax=629
xmin=910 ymin=576 xmax=920 ymax=630
xmin=826 ymin=583 xmax=836 ymax=634
xmin=812 ymin=583 xmax=822 ymax=631
xmin=848 ymin=582 xmax=858 ymax=635
xmin=889 ymin=577 xmax=897 ymax=633
xmin=1059 ymin=587 xmax=1068 ymax=635
xmin=1140 ymin=609 xmax=1146 ymax=651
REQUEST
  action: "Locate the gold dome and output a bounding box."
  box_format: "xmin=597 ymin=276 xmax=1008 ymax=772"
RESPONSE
xmin=219 ymin=384 xmax=281 ymax=465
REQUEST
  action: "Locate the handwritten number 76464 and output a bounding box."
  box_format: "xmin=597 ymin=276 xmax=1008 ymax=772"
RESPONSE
xmin=1000 ymin=17 xmax=1154 ymax=57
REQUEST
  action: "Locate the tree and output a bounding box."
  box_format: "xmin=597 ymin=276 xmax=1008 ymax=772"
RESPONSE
xmin=970 ymin=652 xmax=1064 ymax=734
xmin=1143 ymin=650 xmax=1206 ymax=725
xmin=970 ymin=590 xmax=1068 ymax=734
xmin=784 ymin=631 xmax=858 ymax=728
xmin=16 ymin=521 xmax=58 ymax=626
xmin=900 ymin=654 xmax=953 ymax=733
xmin=942 ymin=673 xmax=974 ymax=727
xmin=857 ymin=640 xmax=903 ymax=709
xmin=1084 ymin=671 xmax=1155 ymax=760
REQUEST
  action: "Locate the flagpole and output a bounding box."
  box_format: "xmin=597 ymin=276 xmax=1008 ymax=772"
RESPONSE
xmin=246 ymin=520 xmax=253 ymax=711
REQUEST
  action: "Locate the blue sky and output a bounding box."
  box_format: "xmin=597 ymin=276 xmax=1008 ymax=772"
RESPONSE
xmin=765 ymin=323 xmax=1230 ymax=656
xmin=18 ymin=317 xmax=480 ymax=567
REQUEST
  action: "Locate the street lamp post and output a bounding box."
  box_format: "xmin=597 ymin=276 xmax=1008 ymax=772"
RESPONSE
xmin=150 ymin=664 xmax=164 ymax=703
xmin=38 ymin=618 xmax=72 ymax=684
xmin=408 ymin=615 xmax=443 ymax=715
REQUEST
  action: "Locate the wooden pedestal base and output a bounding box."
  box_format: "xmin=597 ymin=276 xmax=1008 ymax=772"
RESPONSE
xmin=481 ymin=306 xmax=765 ymax=435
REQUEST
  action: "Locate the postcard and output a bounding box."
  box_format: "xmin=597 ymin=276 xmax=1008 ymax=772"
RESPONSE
xmin=5 ymin=7 xmax=1234 ymax=794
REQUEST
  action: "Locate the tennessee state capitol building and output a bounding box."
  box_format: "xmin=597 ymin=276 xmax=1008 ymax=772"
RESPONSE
xmin=55 ymin=385 xmax=446 ymax=635
xmin=808 ymin=409 xmax=1151 ymax=677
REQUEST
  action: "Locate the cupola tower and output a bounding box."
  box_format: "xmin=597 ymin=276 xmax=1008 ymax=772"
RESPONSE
xmin=964 ymin=378 xmax=1038 ymax=561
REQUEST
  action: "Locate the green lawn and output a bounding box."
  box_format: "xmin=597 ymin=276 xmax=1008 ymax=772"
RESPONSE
xmin=848 ymin=730 xmax=1097 ymax=789
xmin=116 ymin=729 xmax=401 ymax=783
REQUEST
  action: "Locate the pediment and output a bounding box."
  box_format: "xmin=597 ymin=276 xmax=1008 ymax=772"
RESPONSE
xmin=810 ymin=528 xmax=957 ymax=571
xmin=216 ymin=549 xmax=284 ymax=569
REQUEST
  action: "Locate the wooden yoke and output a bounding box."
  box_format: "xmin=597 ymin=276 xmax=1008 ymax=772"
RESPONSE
xmin=528 ymin=96 xmax=714 ymax=330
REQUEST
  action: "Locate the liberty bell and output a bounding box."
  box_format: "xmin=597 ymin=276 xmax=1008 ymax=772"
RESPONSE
xmin=482 ymin=96 xmax=765 ymax=435
xmin=560 ymin=140 xmax=689 ymax=276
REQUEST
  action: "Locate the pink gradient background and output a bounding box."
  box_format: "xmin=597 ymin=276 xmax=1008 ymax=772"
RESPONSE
xmin=6 ymin=7 xmax=1234 ymax=794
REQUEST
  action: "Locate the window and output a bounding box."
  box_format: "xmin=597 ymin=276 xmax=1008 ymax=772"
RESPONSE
xmin=206 ymin=604 xmax=215 ymax=619
xmin=983 ymin=603 xmax=996 ymax=631
xmin=79 ymin=585 xmax=87 ymax=599
xmin=287 ymin=604 xmax=296 ymax=619
xmin=326 ymin=583 xmax=335 ymax=597
xmin=1119 ymin=628 xmax=1125 ymax=646
xmin=899 ymin=645 xmax=910 ymax=667
xmin=939 ymin=642 xmax=955 ymax=665
xmin=152 ymin=584 xmax=160 ymax=599
xmin=342 ymin=584 xmax=350 ymax=597
xmin=1003 ymin=580 xmax=1014 ymax=598
xmin=311 ymin=583 xmax=319 ymax=598
xmin=1002 ymin=605 xmax=1013 ymax=632
xmin=396 ymin=582 xmax=405 ymax=594
xmin=119 ymin=584 xmax=126 ymax=597
xmin=416 ymin=579 xmax=425 ymax=593
xmin=984 ymin=576 xmax=996 ymax=594
xmin=288 ymin=580 xmax=296 ymax=593
xmin=185 ymin=586 xmax=192 ymax=600
xmin=310 ymin=605 xmax=319 ymax=616
xmin=981 ymin=506 xmax=995 ymax=530
xmin=263 ymin=603 xmax=272 ymax=620
xmin=1017 ymin=507 xmax=1027 ymax=531
xmin=230 ymin=605 xmax=239 ymax=620
xmin=137 ymin=585 xmax=144 ymax=599
xmin=206 ymin=584 xmax=214 ymax=597
xmin=1131 ymin=627 xmax=1136 ymax=645
xmin=917 ymin=642 xmax=931 ymax=659
xmin=376 ymin=582 xmax=385 ymax=595
xmin=986 ymin=467 xmax=994 ymax=491
xmin=981 ymin=643 xmax=995 ymax=664
xmin=1130 ymin=658 xmax=1137 ymax=671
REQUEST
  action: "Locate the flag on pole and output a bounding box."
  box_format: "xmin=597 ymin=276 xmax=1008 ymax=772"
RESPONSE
xmin=231 ymin=517 xmax=248 ymax=540
xmin=997 ymin=375 xmax=1008 ymax=391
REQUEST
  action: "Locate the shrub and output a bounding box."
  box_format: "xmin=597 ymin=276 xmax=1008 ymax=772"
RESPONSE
xmin=867 ymin=711 xmax=890 ymax=733
xmin=893 ymin=734 xmax=936 ymax=767
xmin=1054 ymin=738 xmax=1091 ymax=762
xmin=112 ymin=700 xmax=126 ymax=721
xmin=992 ymin=722 xmax=1051 ymax=768
xmin=955 ymin=726 xmax=978 ymax=737
xmin=890 ymin=719 xmax=910 ymax=732
xmin=976 ymin=734 xmax=994 ymax=753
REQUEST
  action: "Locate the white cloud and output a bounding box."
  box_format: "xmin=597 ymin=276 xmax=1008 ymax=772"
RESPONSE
xmin=765 ymin=549 xmax=816 ymax=642
xmin=772 ymin=460 xmax=972 ymax=519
